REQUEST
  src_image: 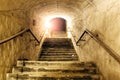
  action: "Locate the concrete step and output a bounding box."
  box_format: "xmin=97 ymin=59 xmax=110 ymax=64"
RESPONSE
xmin=17 ymin=61 xmax=96 ymax=68
xmin=43 ymin=42 xmax=72 ymax=45
xmin=39 ymin=54 xmax=78 ymax=58
xmin=39 ymin=56 xmax=78 ymax=61
xmin=42 ymin=48 xmax=75 ymax=51
xmin=38 ymin=58 xmax=78 ymax=61
xmin=39 ymin=56 xmax=78 ymax=60
xmin=42 ymin=38 xmax=74 ymax=48
xmin=41 ymin=50 xmax=76 ymax=53
xmin=43 ymin=44 xmax=72 ymax=46
xmin=7 ymin=72 xmax=102 ymax=80
xmin=40 ymin=52 xmax=76 ymax=55
xmin=44 ymin=38 xmax=72 ymax=43
xmin=41 ymin=38 xmax=75 ymax=54
xmin=12 ymin=66 xmax=98 ymax=74
xmin=40 ymin=54 xmax=77 ymax=56
xmin=40 ymin=53 xmax=77 ymax=56
xmin=42 ymin=45 xmax=74 ymax=49
xmin=44 ymin=38 xmax=72 ymax=44
xmin=14 ymin=66 xmax=95 ymax=72
xmin=7 ymin=76 xmax=102 ymax=80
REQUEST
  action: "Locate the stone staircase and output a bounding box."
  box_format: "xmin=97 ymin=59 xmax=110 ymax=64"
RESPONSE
xmin=6 ymin=38 xmax=102 ymax=80
xmin=39 ymin=38 xmax=78 ymax=61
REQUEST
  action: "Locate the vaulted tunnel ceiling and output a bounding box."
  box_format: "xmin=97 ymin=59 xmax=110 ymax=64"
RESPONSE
xmin=0 ymin=0 xmax=88 ymax=10
xmin=0 ymin=0 xmax=94 ymax=19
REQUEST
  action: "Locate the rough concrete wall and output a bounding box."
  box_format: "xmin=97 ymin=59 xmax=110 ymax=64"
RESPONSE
xmin=72 ymin=0 xmax=120 ymax=80
xmin=0 ymin=11 xmax=41 ymax=80
xmin=29 ymin=9 xmax=46 ymax=40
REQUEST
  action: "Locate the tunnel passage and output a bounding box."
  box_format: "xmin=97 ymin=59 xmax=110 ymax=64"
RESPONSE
xmin=1 ymin=0 xmax=120 ymax=80
xmin=49 ymin=17 xmax=67 ymax=38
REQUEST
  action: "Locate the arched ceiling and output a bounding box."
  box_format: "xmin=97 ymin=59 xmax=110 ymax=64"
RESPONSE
xmin=0 ymin=0 xmax=94 ymax=18
xmin=0 ymin=0 xmax=98 ymax=30
xmin=0 ymin=0 xmax=87 ymax=11
xmin=0 ymin=0 xmax=105 ymax=37
xmin=28 ymin=0 xmax=95 ymax=29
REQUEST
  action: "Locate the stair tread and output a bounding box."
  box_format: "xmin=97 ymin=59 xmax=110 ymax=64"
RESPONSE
xmin=41 ymin=51 xmax=76 ymax=52
xmin=8 ymin=72 xmax=101 ymax=78
xmin=42 ymin=48 xmax=75 ymax=50
xmin=13 ymin=66 xmax=97 ymax=75
xmin=39 ymin=59 xmax=78 ymax=61
xmin=7 ymin=76 xmax=101 ymax=80
xmin=38 ymin=59 xmax=78 ymax=61
xmin=39 ymin=56 xmax=78 ymax=58
xmin=40 ymin=54 xmax=77 ymax=56
xmin=16 ymin=65 xmax=96 ymax=69
xmin=41 ymin=53 xmax=76 ymax=54
xmin=17 ymin=61 xmax=96 ymax=67
xmin=13 ymin=66 xmax=96 ymax=70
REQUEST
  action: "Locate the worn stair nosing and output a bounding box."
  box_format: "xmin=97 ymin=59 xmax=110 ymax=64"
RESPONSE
xmin=7 ymin=72 xmax=102 ymax=79
xmin=39 ymin=56 xmax=78 ymax=57
xmin=17 ymin=61 xmax=96 ymax=67
xmin=38 ymin=59 xmax=78 ymax=61
xmin=12 ymin=65 xmax=97 ymax=72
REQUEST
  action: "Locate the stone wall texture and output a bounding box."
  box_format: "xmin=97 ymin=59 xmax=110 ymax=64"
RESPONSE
xmin=0 ymin=11 xmax=41 ymax=80
xmin=72 ymin=0 xmax=120 ymax=80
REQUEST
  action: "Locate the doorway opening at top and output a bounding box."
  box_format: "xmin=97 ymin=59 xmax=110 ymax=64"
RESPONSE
xmin=48 ymin=17 xmax=67 ymax=38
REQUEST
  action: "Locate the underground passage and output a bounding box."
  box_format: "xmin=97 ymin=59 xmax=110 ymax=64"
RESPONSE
xmin=0 ymin=0 xmax=120 ymax=80
xmin=48 ymin=17 xmax=67 ymax=37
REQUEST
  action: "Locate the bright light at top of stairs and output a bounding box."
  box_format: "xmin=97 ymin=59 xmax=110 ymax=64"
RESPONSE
xmin=43 ymin=14 xmax=72 ymax=29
